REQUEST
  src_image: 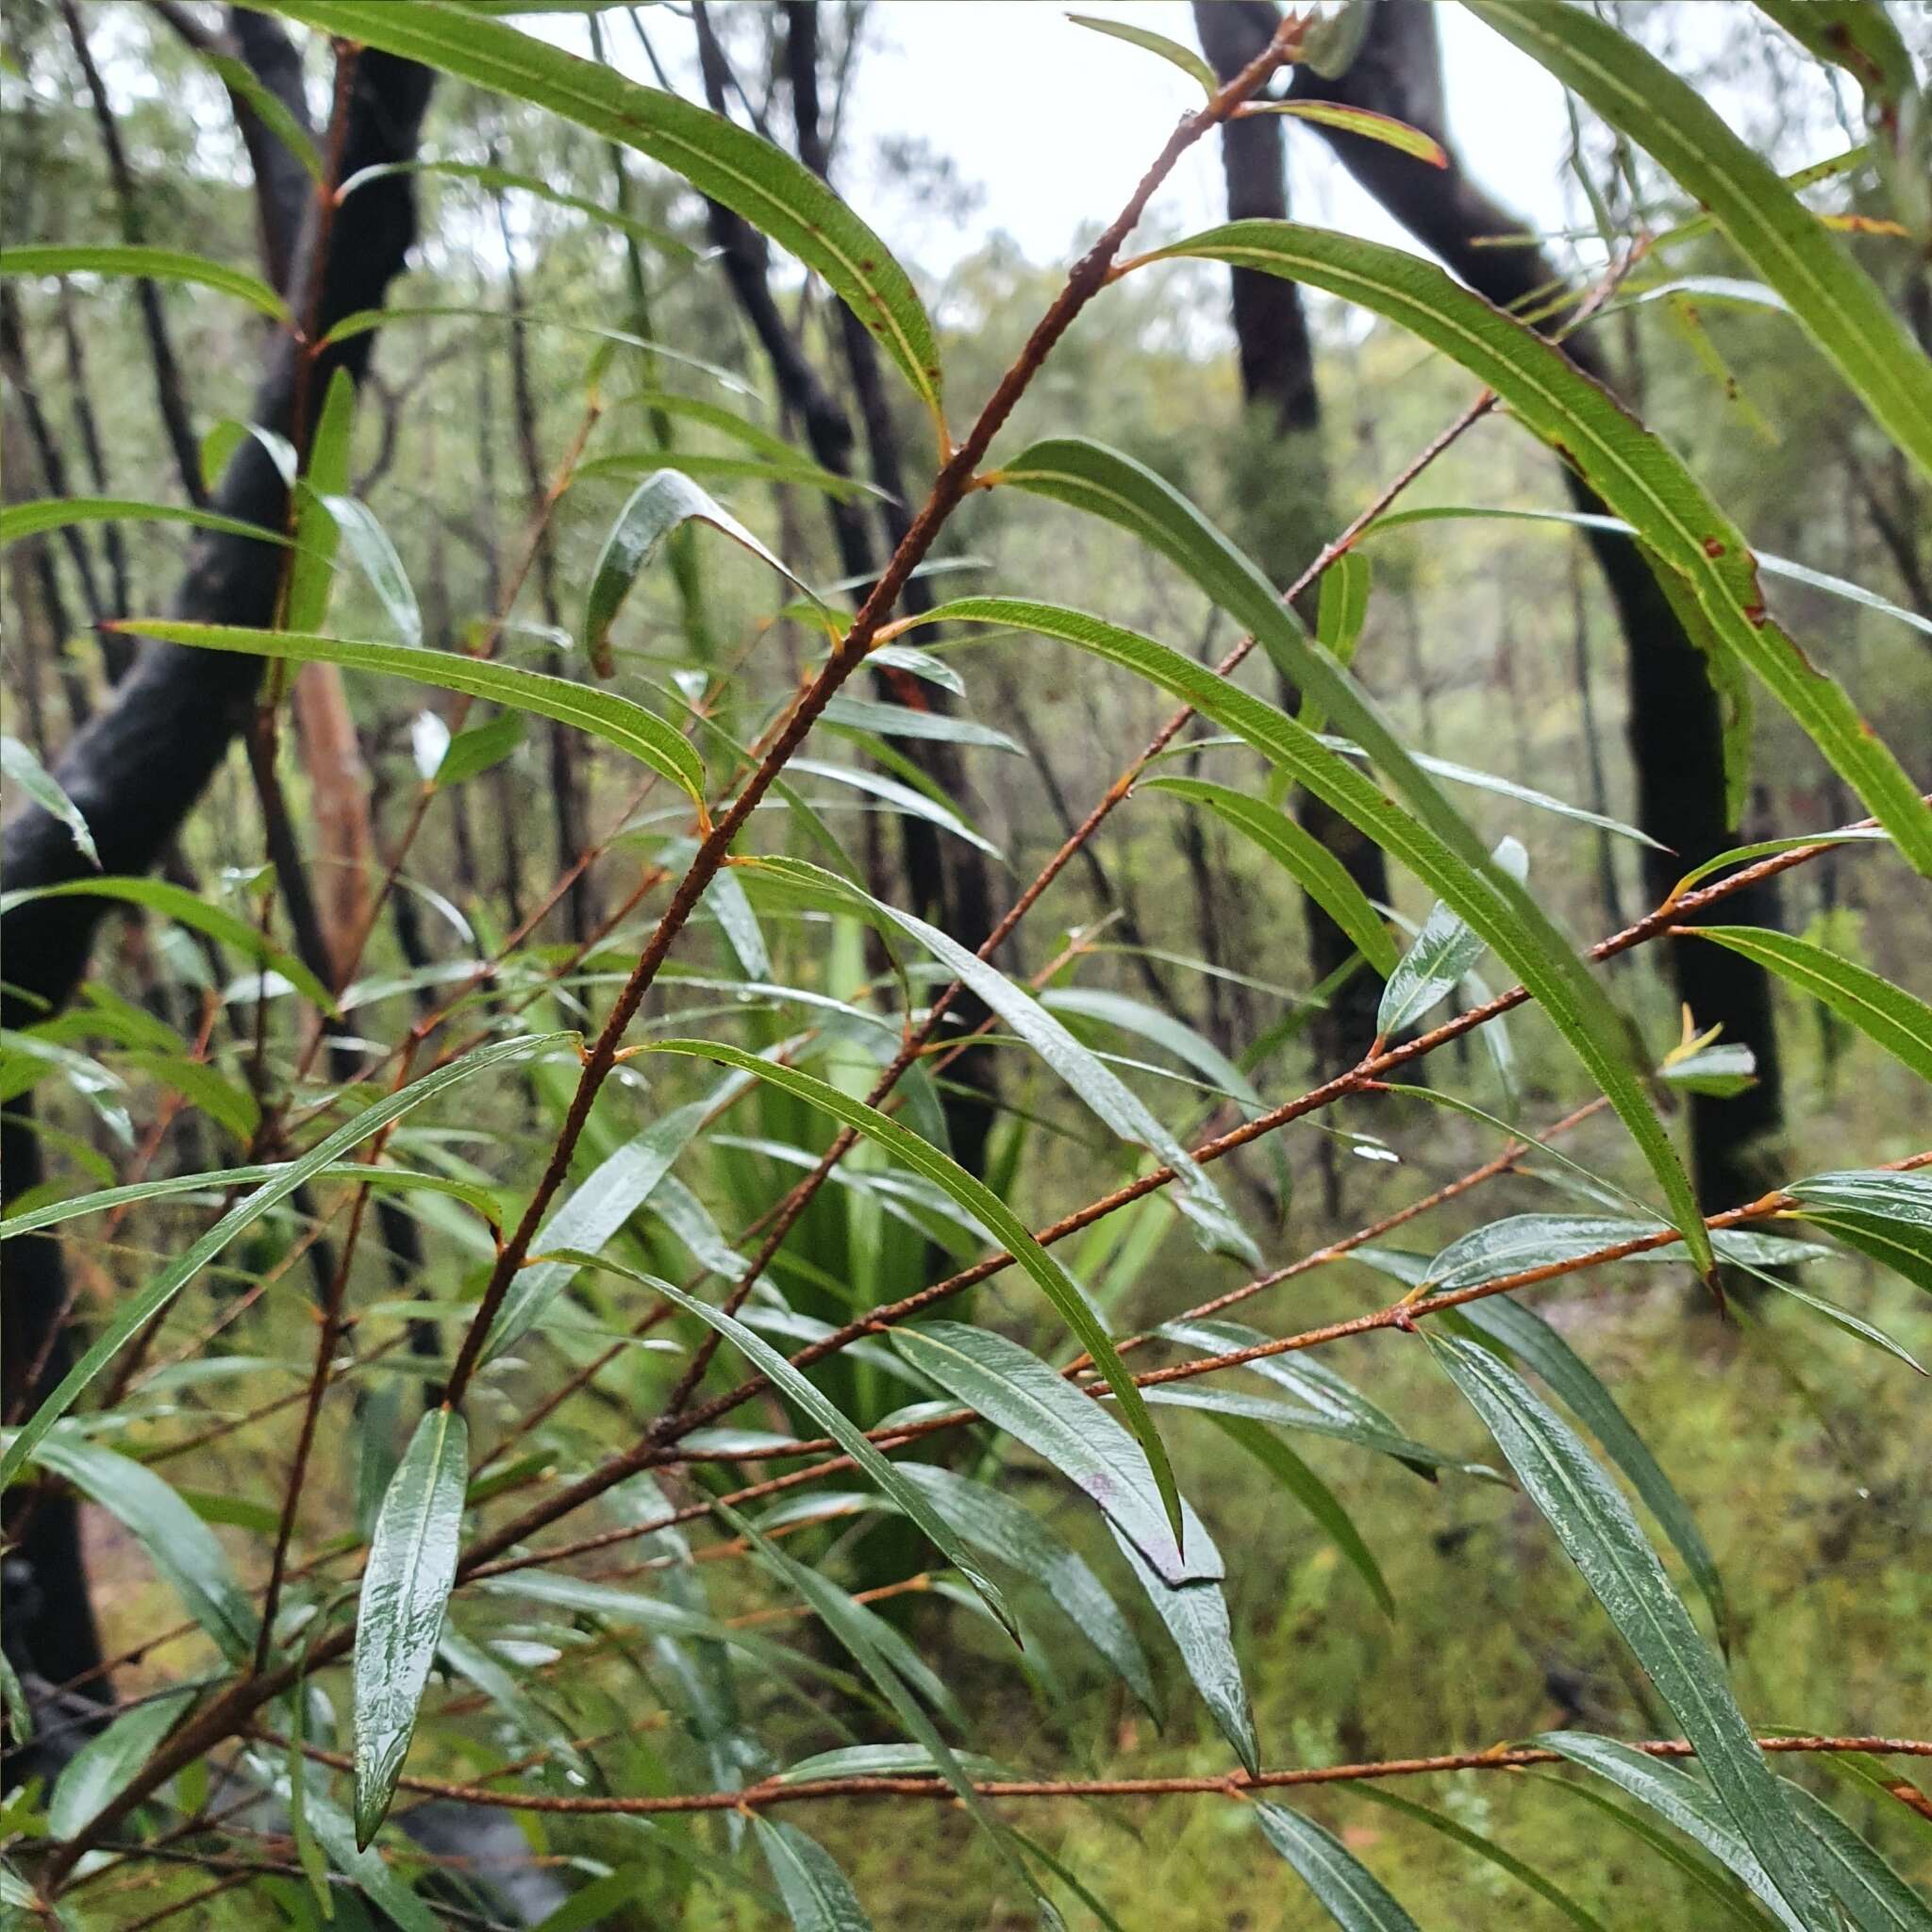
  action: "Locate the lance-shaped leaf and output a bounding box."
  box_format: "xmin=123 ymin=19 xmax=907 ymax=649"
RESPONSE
xmin=1146 ymin=777 xmax=1398 ymax=977
xmin=48 ymin=1688 xmax=199 ymax=1840
xmin=1465 ymin=0 xmax=1932 ymax=480
xmin=0 ymin=1030 xmax=570 ymax=1488
xmin=253 ymin=2 xmax=943 ymax=421
xmin=755 ymin=1817 xmax=874 ymax=1932
xmin=1205 ymin=1412 xmax=1394 ymax=1619
xmin=1253 ymin=1801 xmax=1423 ymax=1932
xmin=744 ymin=855 xmax=1256 ymax=1262
xmin=0 ymin=496 xmax=285 ymax=548
xmin=118 ymin=623 xmax=706 ymax=807
xmin=1241 ymin=101 xmax=1449 ymax=167
xmin=0 ymin=242 xmax=289 ymax=322
xmin=1782 ymin=1778 xmax=1932 ymax=1932
xmin=1 ymin=736 xmax=98 ymax=868
xmin=1786 ymin=1170 xmax=1932 ymax=1293
xmin=1537 ymin=1733 xmax=1810 ymax=1932
xmin=339 ymin=157 xmax=696 ymax=263
xmin=724 ymin=1506 xmax=1045 ymax=1911
xmin=287 ymin=369 xmax=354 ymax=635
xmin=321 ymin=494 xmax=422 ymax=646
xmin=1456 ymin=1296 xmax=1727 ymax=1642
xmin=642 ymin=1041 xmax=1187 ymax=1544
xmin=1108 ymin=1521 xmax=1256 ymax=1774
xmin=819 ymin=692 xmax=1021 ymax=752
xmin=909 ymin=591 xmax=1713 ymax=1274
xmin=584 ymin=469 xmax=821 ymax=675
xmin=432 ymin=709 xmax=524 ymax=790
xmin=1379 ymin=835 xmax=1527 ymax=1036
xmin=483 ymin=1097 xmax=715 ymax=1362
xmin=1421 ymin=1213 xmax=1825 ymax=1295
xmin=31 ymin=1432 xmax=258 ymax=1664
xmin=1349 ymin=1783 xmax=1609 ymax=1932
xmin=791 ymin=758 xmax=1000 ymax=857
xmin=555 ymin=1251 xmax=1014 ymax=1636
xmin=1117 ymin=229 xmax=1932 ymax=876
xmin=0 ymin=875 xmax=333 ymax=1013
xmin=1 ymin=1158 xmax=502 ymax=1239
xmin=1683 ymin=927 xmax=1932 ymax=1085
xmin=894 ymin=1462 xmax=1157 ymax=1710
xmin=1434 ymin=1337 xmax=1837 ymax=1930
xmin=354 ymin=1407 xmax=469 ymax=1847
xmin=1067 ymin=13 xmax=1218 ymax=94
xmin=891 ymin=1319 xmax=1218 ymax=1587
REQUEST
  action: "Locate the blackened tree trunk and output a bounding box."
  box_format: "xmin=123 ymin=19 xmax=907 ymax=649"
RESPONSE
xmin=1282 ymin=0 xmax=1784 ymax=1208
xmin=1194 ymin=1 xmax=1394 ymax=1073
xmin=1 ymin=42 xmax=433 ymax=1749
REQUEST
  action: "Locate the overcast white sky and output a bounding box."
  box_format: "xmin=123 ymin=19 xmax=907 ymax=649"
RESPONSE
xmin=526 ymin=1 xmax=1811 ymax=286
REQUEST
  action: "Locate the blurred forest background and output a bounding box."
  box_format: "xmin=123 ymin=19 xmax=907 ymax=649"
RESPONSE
xmin=2 ymin=2 xmax=1929 ymax=1925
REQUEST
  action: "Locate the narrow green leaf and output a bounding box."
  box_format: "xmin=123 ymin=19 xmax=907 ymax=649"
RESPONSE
xmin=285 ymin=367 xmax=355 ymax=639
xmin=353 ymin=1407 xmax=469 ymax=1848
xmin=894 ymin=1462 xmax=1157 ymax=1710
xmin=1783 ymin=1778 xmax=1932 ymax=1932
xmin=1667 ymin=828 xmax=1891 ymax=899
xmin=31 ymin=1432 xmax=258 ymax=1663
xmin=483 ymin=1098 xmax=714 ymax=1362
xmin=1146 ymin=777 xmax=1397 ymax=976
xmin=0 ymin=1031 xmax=571 ymax=1488
xmin=1243 ymin=101 xmax=1449 ymax=167
xmin=791 ymin=758 xmax=1001 ymax=857
xmin=1378 ymin=835 xmax=1527 ymax=1036
xmin=584 ymin=469 xmax=820 ymax=675
xmin=1536 ymin=1733 xmax=1810 ymax=1932
xmin=912 ymin=591 xmax=1713 ymax=1274
xmin=1421 ymin=1214 xmax=1824 ymax=1294
xmin=1786 ymin=1170 xmax=1932 ymax=1293
xmin=1532 ymin=1768 xmax=1780 ymax=1929
xmin=433 ymin=709 xmax=524 ymax=790
xmin=643 ymin=1041 xmax=1187 ymax=1546
xmin=1466 ymin=0 xmax=1932 ymax=479
xmin=278 ymin=1764 xmax=443 ymax=1932
xmin=321 ymin=494 xmax=422 ymax=646
xmin=0 ymin=242 xmax=289 ymax=322
xmin=1350 ymin=1782 xmax=1610 ymax=1932
xmin=819 ymin=692 xmax=1021 ymax=753
xmin=1123 ymin=227 xmax=1932 ymax=874
xmin=1253 ymin=1801 xmax=1423 ymax=1932
xmin=1435 ymin=1341 xmax=1837 ymax=1930
xmin=1 ymin=1158 xmax=501 ymax=1239
xmin=0 ymin=497 xmax=283 ymax=548
xmin=1108 ymin=1521 xmax=1257 ymax=1774
xmin=120 ymin=622 xmax=707 ymax=807
xmin=256 ymin=1 xmax=944 ymax=420
xmin=754 ymin=1817 xmax=874 ymax=1932
xmin=745 ymin=855 xmax=1256 ymax=1263
xmin=1744 ymin=1271 xmax=1925 ymax=1375
xmin=0 ymin=875 xmax=335 ymax=1014
xmin=724 ymin=1506 xmax=1044 ymax=1909
xmin=1457 ymin=1297 xmax=1728 ymax=1641
xmin=1204 ymin=1411 xmax=1394 ymax=1618
xmin=891 ymin=1320 xmax=1216 ymax=1588
xmin=577 ymin=445 xmax=885 ymax=506
xmin=776 ymin=1743 xmax=1008 ymax=1784
xmin=555 ymin=1251 xmax=1015 ymax=1636
xmin=1066 ymin=13 xmax=1218 ymax=94
xmin=1368 ymin=504 xmax=1932 ymax=648
xmin=2 ymin=736 xmax=98 ymax=867
xmin=1158 ymin=1315 xmax=1470 ymax=1477
xmin=1685 ymin=926 xmax=1932 ymax=1084
xmin=47 ymin=1689 xmax=198 ymax=1840
xmin=339 ymin=157 xmax=695 ymax=262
